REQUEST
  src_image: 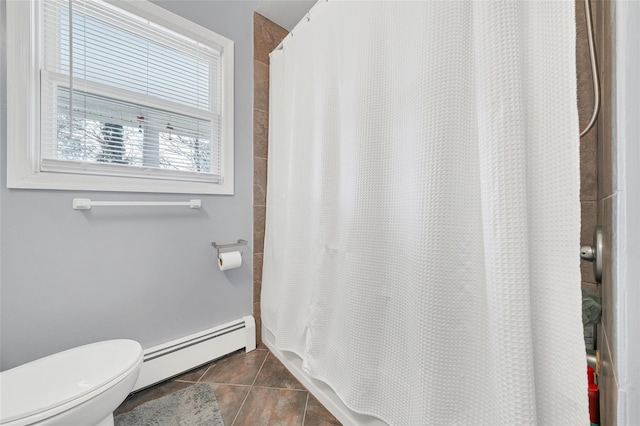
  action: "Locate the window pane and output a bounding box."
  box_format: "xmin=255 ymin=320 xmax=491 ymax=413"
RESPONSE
xmin=54 ymin=88 xmax=214 ymax=174
xmin=159 ymin=133 xmax=212 ymax=173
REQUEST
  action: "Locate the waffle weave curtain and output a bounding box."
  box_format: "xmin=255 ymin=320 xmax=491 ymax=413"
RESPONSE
xmin=262 ymin=2 xmax=588 ymax=424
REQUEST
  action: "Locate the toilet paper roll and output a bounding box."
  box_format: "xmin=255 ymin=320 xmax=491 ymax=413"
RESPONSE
xmin=218 ymin=251 xmax=242 ymax=271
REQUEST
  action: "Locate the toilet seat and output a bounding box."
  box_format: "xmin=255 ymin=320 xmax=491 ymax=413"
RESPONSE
xmin=0 ymin=340 xmax=143 ymax=425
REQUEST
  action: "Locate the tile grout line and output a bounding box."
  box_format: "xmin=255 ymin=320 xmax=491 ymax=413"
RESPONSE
xmin=301 ymin=392 xmax=310 ymax=426
xmin=196 ymin=364 xmax=214 ymax=384
xmin=252 ymin=385 xmax=308 ymax=392
xmin=194 ymin=382 xmax=252 ymax=388
xmin=230 ymin=351 xmax=270 ymax=426
xmin=251 ymin=351 xmax=270 ymax=387
xmin=230 ymin=389 xmax=250 ymax=426
xmin=185 ymin=381 xmax=306 ymax=392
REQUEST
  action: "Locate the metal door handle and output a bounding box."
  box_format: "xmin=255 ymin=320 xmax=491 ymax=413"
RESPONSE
xmin=580 ymin=225 xmax=603 ymax=283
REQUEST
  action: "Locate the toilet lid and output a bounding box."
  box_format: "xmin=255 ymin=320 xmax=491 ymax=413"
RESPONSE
xmin=0 ymin=339 xmax=142 ymax=424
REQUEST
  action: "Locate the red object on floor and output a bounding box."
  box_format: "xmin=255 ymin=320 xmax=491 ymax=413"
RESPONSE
xmin=587 ymin=366 xmax=600 ymax=425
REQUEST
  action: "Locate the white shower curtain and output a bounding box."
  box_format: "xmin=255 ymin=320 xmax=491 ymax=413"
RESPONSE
xmin=262 ymin=1 xmax=588 ymax=424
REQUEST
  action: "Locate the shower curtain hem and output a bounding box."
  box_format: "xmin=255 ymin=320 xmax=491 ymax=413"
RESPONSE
xmin=262 ymin=322 xmax=392 ymax=426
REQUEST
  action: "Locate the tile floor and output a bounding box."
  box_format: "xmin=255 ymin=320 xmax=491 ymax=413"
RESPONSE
xmin=115 ymin=347 xmax=341 ymax=426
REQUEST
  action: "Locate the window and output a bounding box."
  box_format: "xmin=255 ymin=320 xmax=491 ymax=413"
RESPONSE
xmin=7 ymin=0 xmax=234 ymax=194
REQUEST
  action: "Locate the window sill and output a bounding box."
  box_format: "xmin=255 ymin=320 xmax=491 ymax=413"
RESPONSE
xmin=7 ymin=170 xmax=233 ymax=195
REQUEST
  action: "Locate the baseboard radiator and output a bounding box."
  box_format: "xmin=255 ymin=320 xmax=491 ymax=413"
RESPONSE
xmin=133 ymin=315 xmax=256 ymax=392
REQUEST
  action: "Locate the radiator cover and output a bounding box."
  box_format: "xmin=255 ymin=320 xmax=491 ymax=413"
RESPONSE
xmin=133 ymin=315 xmax=255 ymax=391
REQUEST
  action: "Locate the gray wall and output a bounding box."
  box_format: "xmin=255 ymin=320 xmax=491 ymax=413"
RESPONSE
xmin=0 ymin=0 xmax=258 ymax=370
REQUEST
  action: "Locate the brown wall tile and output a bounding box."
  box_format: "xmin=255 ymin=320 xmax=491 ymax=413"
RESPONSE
xmin=254 ymin=110 xmax=269 ymax=159
xmin=254 ymin=157 xmax=268 ymax=207
xmin=254 ymin=13 xmax=289 ymax=65
xmin=254 ymin=61 xmax=270 ymax=113
xmin=253 ymin=301 xmax=262 ymax=346
xmin=253 ymin=205 xmax=266 ymax=254
xmin=581 ymin=201 xmax=597 ymax=245
xmin=254 ymin=253 xmax=263 ymax=302
xmin=580 ymin=129 xmax=598 ymax=201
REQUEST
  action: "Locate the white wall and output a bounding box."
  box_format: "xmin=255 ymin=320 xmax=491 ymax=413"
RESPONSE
xmin=255 ymin=0 xmax=315 ymax=31
xmin=614 ymin=1 xmax=640 ymax=423
xmin=0 ymin=0 xmax=258 ymax=370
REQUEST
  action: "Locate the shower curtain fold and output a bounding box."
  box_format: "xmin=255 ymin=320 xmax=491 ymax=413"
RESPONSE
xmin=262 ymin=1 xmax=588 ymax=424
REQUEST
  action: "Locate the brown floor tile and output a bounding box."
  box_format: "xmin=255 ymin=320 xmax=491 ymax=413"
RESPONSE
xmin=233 ymin=387 xmax=308 ymax=426
xmin=114 ymin=380 xmax=192 ymax=415
xmin=304 ymin=394 xmax=341 ymax=426
xmin=254 ymin=353 xmax=306 ymax=390
xmin=115 ymin=350 xmax=339 ymax=426
xmin=207 ymin=383 xmax=251 ymax=425
xmin=172 ymin=362 xmax=212 ymax=383
xmin=200 ymin=349 xmax=269 ymax=385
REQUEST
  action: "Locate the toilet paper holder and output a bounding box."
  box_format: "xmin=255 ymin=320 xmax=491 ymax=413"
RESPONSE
xmin=211 ymin=239 xmax=248 ymax=257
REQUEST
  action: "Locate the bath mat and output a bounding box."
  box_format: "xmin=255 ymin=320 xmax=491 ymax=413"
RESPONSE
xmin=114 ymin=383 xmax=223 ymax=426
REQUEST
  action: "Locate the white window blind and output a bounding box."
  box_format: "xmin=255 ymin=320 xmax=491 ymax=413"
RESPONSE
xmin=40 ymin=0 xmax=223 ymax=183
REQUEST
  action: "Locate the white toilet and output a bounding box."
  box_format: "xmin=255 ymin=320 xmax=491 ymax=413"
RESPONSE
xmin=0 ymin=340 xmax=143 ymax=426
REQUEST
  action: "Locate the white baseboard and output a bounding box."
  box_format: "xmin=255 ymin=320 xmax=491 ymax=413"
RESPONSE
xmin=133 ymin=315 xmax=255 ymax=392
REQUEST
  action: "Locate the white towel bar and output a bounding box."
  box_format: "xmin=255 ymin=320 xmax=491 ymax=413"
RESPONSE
xmin=72 ymin=198 xmax=202 ymax=210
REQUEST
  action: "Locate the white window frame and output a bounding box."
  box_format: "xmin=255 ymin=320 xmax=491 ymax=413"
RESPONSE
xmin=6 ymin=0 xmax=234 ymax=194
